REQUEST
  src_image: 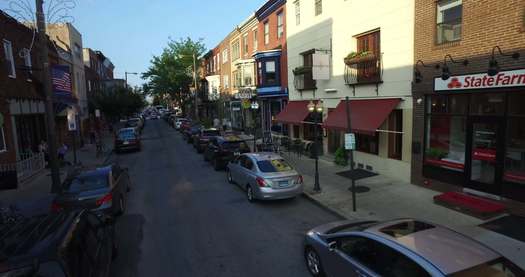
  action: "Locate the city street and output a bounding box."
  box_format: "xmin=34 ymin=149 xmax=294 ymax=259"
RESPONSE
xmin=110 ymin=119 xmax=340 ymax=277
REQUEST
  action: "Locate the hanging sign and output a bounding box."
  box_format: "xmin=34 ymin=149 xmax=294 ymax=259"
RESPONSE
xmin=313 ymin=53 xmax=330 ymax=80
xmin=345 ymin=133 xmax=356 ymax=150
xmin=67 ymin=109 xmax=77 ymax=131
xmin=434 ymin=69 xmax=525 ymax=91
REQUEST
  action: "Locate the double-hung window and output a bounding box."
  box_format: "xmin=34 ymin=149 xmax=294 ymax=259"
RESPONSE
xmin=315 ymin=0 xmax=322 ymax=16
xmin=232 ymin=41 xmax=240 ymax=61
xmin=277 ymin=12 xmax=284 ymax=39
xmin=436 ymin=0 xmax=462 ymax=44
xmin=264 ymin=22 xmax=270 ymax=45
xmin=294 ymin=1 xmax=300 ymax=25
xmin=222 ymin=49 xmax=228 ymax=63
xmin=253 ymin=29 xmax=258 ymax=51
xmin=3 ymin=40 xmax=16 ymax=78
xmin=23 ymin=48 xmax=32 ymax=74
xmin=243 ymin=34 xmax=248 ymax=56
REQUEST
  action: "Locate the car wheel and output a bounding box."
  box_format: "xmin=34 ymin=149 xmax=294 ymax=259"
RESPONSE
xmin=213 ymin=159 xmax=221 ymax=171
xmin=246 ymin=185 xmax=255 ymax=202
xmin=227 ymin=170 xmax=234 ymax=184
xmin=304 ymin=247 xmax=326 ymax=277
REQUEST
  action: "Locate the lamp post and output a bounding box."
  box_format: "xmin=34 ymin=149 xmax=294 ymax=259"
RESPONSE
xmin=250 ymin=99 xmax=259 ymax=152
xmin=124 ymin=72 xmax=139 ymax=89
xmin=308 ymin=100 xmax=323 ymax=192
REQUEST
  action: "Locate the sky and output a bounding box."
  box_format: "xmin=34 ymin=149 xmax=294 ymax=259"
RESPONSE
xmin=1 ymin=0 xmax=267 ymax=87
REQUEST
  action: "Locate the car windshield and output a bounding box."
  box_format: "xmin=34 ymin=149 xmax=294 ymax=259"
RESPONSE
xmin=67 ymin=174 xmax=109 ymax=193
xmin=257 ymin=159 xmax=293 ymax=173
xmin=118 ymin=130 xmax=136 ymax=140
xmin=203 ymin=130 xmax=220 ymax=136
xmin=450 ymin=258 xmax=524 ymax=276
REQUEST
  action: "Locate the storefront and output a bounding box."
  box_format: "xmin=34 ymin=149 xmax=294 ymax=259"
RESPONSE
xmin=422 ymin=69 xmax=525 ymax=202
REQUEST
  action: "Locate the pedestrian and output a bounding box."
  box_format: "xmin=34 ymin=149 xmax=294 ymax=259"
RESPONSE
xmin=58 ymin=143 xmax=68 ymax=163
xmin=213 ymin=118 xmax=220 ymax=129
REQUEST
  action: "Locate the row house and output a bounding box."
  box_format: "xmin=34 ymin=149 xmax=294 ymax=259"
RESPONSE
xmin=83 ymin=48 xmax=115 ymax=95
xmin=254 ymin=0 xmax=288 ymax=133
xmin=277 ymin=0 xmax=415 ymax=182
xmin=412 ymin=0 xmax=525 ymax=205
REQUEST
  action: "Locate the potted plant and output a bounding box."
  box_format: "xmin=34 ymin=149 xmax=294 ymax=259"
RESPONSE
xmin=292 ymin=66 xmax=311 ymax=75
xmin=344 ymin=51 xmax=376 ymax=65
xmin=334 ymin=147 xmax=349 ymax=166
xmin=425 ymin=148 xmax=448 ymax=160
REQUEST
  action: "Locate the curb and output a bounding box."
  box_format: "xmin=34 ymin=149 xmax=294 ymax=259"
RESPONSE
xmin=301 ymin=192 xmax=348 ymax=220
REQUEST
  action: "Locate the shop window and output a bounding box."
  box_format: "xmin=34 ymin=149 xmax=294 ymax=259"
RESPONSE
xmin=470 ymin=93 xmax=505 ymax=115
xmin=425 ymin=115 xmax=466 ymax=171
xmin=0 ymin=126 xmax=6 ymax=152
xmin=504 ymin=94 xmax=525 ymax=184
xmin=427 ymin=94 xmax=468 ymax=114
xmin=388 ymin=110 xmax=403 ymax=160
xmin=436 ymin=0 xmax=462 ymax=44
xmin=293 ymin=125 xmax=300 ymax=139
xmin=258 ymin=59 xmax=280 ymax=87
xmin=356 ymin=133 xmax=379 ymax=155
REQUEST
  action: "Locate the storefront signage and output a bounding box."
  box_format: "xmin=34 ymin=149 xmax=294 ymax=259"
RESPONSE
xmin=434 ymin=69 xmax=525 ymax=91
xmin=345 ymin=133 xmax=356 ymax=150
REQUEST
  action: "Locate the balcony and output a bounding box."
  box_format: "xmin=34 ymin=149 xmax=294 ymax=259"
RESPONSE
xmin=293 ymin=66 xmax=316 ymax=91
xmin=344 ymin=53 xmax=382 ymax=86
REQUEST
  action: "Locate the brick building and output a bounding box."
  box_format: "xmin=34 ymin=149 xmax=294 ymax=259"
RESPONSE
xmin=412 ymin=0 xmax=525 ymax=203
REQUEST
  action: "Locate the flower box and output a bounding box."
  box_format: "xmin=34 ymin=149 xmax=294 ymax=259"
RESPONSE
xmin=344 ymin=53 xmax=377 ymax=65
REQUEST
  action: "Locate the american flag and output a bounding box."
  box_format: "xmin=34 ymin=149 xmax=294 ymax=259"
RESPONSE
xmin=52 ymin=65 xmax=72 ymax=95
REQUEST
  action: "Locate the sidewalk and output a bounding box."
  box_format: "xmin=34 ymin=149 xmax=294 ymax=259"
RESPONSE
xmin=281 ymin=152 xmax=525 ymax=269
xmin=0 ymin=134 xmax=114 ymax=217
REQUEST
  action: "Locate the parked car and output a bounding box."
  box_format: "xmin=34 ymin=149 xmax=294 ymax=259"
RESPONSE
xmin=52 ymin=165 xmax=131 ymax=217
xmin=179 ymin=119 xmax=192 ymax=133
xmin=203 ymin=135 xmax=250 ymax=170
xmin=183 ymin=124 xmax=202 ymax=143
xmin=114 ymin=128 xmax=141 ymax=153
xmin=176 ymin=118 xmax=190 ymax=130
xmin=193 ymin=128 xmax=221 ymax=153
xmin=227 ymin=153 xmax=303 ymax=202
xmin=303 ymin=218 xmax=525 ymax=277
xmin=0 ymin=210 xmax=115 ymax=277
xmin=126 ymin=117 xmax=143 ymax=133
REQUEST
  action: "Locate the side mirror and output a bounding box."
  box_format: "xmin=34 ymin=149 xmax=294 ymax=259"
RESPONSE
xmin=328 ymin=241 xmax=337 ymax=252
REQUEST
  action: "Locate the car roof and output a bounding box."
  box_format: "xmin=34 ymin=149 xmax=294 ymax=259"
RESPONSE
xmin=246 ymin=152 xmax=283 ymax=161
xmin=0 ymin=212 xmax=80 ymax=270
xmin=363 ymin=219 xmax=501 ymax=275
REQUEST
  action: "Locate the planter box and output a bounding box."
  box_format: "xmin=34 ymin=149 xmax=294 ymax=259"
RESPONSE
xmin=344 ymin=54 xmax=377 ymax=65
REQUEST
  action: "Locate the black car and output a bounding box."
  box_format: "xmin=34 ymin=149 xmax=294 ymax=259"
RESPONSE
xmin=114 ymin=128 xmax=141 ymax=153
xmin=193 ymin=128 xmax=221 ymax=153
xmin=52 ymin=165 xmax=131 ymax=217
xmin=183 ymin=124 xmax=202 ymax=143
xmin=203 ymin=135 xmax=251 ymax=170
xmin=0 ymin=211 xmax=115 ymax=277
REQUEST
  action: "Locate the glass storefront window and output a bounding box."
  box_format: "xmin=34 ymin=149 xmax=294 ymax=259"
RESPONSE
xmin=425 ymin=115 xmax=466 ymax=171
xmin=427 ymin=94 xmax=468 ymax=114
xmin=508 ymin=93 xmax=525 ymax=116
xmin=504 ymin=117 xmax=525 ymax=185
xmin=470 ymin=93 xmax=505 ymax=115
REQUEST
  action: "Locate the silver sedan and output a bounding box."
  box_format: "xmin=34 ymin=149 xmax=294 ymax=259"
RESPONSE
xmin=227 ymin=153 xmax=304 ymax=202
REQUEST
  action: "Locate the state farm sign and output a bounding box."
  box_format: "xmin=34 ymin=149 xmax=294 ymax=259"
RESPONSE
xmin=434 ymin=69 xmax=525 ymax=91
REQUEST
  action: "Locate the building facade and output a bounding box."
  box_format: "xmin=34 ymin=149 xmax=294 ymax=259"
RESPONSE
xmin=254 ymin=0 xmax=289 ymax=133
xmin=412 ymin=0 xmax=525 ymax=202
xmin=279 ymin=0 xmax=415 ymax=182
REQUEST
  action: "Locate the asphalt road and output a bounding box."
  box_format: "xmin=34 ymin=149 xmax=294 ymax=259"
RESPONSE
xmin=110 ymin=119 xmax=340 ymax=277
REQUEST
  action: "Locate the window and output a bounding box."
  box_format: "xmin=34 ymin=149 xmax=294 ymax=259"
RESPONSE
xmin=233 ymin=70 xmax=242 ymax=88
xmin=295 ymin=51 xmax=316 ymax=90
xmin=436 ymin=0 xmax=462 ymax=44
xmin=232 ymin=40 xmax=240 ymax=61
xmin=253 ymin=29 xmax=258 ymax=51
xmin=355 ymin=30 xmax=381 ymax=83
xmin=336 ymin=236 xmax=430 ymax=277
xmin=242 ymin=156 xmax=254 ymax=170
xmin=264 ymin=60 xmax=277 ymax=85
xmin=22 ymin=48 xmax=32 ymax=74
xmin=88 ymin=80 xmax=92 ymax=92
xmin=388 ymin=110 xmax=403 ymax=160
xmin=242 ymin=64 xmax=253 ymax=86
xmin=505 ymin=94 xmax=525 ymax=185
xmin=425 ymin=95 xmax=468 ymax=172
xmin=243 ymin=34 xmax=249 ymax=55
xmin=356 ymin=133 xmax=379 ymax=155
xmin=315 ymin=0 xmax=322 ymax=16
xmin=3 ymin=40 xmax=16 ymax=78
xmin=277 ymin=12 xmax=284 ymax=38
xmin=74 ymin=43 xmax=82 ymax=59
xmin=264 ymin=22 xmax=270 ymax=45
xmin=257 ymin=159 xmax=293 ymax=173
xmin=222 ymin=49 xmax=228 ymax=63
xmin=295 ymin=0 xmax=301 ymax=25
xmin=223 ymin=75 xmax=229 ymax=89
xmin=0 ymin=125 xmax=6 ymax=152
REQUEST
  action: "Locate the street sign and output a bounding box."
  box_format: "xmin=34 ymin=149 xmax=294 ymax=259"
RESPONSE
xmin=95 ymin=109 xmax=101 ymax=118
xmin=345 ymin=133 xmax=356 ymax=150
xmin=67 ymin=109 xmax=77 ymax=131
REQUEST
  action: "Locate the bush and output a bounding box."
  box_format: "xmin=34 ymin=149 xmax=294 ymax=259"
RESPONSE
xmin=334 ymin=147 xmax=348 ymax=166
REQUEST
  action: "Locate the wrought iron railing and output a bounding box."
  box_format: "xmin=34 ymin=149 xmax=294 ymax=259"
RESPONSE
xmin=344 ymin=54 xmax=383 ymax=85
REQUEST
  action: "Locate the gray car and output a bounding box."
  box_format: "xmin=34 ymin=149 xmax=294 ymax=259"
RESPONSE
xmin=304 ymin=219 xmax=524 ymax=277
xmin=227 ymin=153 xmax=303 ymax=202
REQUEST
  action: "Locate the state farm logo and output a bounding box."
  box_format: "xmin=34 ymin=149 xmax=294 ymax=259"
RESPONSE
xmin=447 ymin=78 xmax=462 ymax=89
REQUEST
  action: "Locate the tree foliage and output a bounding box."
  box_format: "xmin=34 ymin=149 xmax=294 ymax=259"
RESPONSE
xmin=89 ymin=87 xmax=146 ymax=121
xmin=142 ymin=37 xmax=206 ymax=113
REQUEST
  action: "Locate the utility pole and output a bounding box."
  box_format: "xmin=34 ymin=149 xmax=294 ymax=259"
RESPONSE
xmin=36 ymin=0 xmax=61 ymax=192
xmin=345 ymin=96 xmax=356 ymax=212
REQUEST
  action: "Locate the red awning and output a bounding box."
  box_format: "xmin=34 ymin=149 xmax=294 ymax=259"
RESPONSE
xmin=274 ymin=100 xmax=311 ymax=124
xmin=323 ymin=98 xmax=401 ymax=134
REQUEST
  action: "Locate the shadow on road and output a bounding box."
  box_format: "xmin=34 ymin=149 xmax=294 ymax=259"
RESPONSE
xmin=111 ymin=213 xmax=145 ymax=277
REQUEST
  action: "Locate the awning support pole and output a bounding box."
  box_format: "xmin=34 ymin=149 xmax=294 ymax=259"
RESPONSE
xmin=345 ymin=96 xmax=357 ymax=212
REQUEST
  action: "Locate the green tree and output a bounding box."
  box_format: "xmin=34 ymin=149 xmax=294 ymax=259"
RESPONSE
xmin=142 ymin=37 xmax=206 ymax=115
xmin=90 ymin=87 xmax=146 ymax=122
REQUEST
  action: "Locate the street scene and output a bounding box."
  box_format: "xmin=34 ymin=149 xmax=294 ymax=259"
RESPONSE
xmin=1 ymin=0 xmax=525 ymax=276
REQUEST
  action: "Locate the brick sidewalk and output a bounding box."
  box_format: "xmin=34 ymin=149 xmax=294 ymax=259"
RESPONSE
xmin=280 ymin=151 xmax=525 ymax=269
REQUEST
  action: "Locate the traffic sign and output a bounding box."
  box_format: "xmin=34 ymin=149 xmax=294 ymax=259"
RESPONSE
xmin=345 ymin=133 xmax=356 ymax=150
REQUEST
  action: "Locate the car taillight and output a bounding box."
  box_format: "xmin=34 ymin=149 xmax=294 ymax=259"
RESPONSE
xmin=96 ymin=193 xmax=113 ymax=206
xmin=51 ymin=202 xmax=63 ymax=212
xmin=256 ymin=177 xmax=270 ymax=188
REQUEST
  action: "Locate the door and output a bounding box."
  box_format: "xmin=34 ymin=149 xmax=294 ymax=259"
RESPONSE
xmin=230 ymin=155 xmax=244 ymax=184
xmin=466 ymin=117 xmax=504 ymax=195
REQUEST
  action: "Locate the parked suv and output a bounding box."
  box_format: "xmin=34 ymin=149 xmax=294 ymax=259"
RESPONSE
xmin=203 ymin=135 xmax=250 ymax=170
xmin=0 ymin=211 xmax=115 ymax=277
xmin=193 ymin=128 xmax=221 ymax=153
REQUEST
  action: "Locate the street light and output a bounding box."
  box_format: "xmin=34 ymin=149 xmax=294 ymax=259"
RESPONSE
xmin=307 ymin=100 xmax=323 ymax=192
